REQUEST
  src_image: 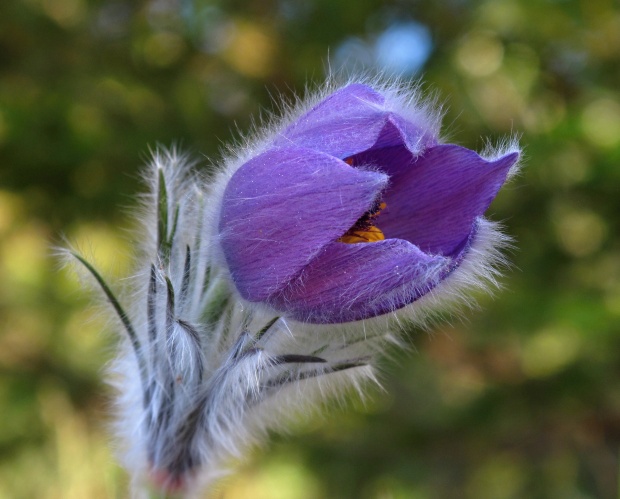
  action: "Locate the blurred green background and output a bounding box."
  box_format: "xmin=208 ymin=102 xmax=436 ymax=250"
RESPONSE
xmin=1 ymin=0 xmax=619 ymax=497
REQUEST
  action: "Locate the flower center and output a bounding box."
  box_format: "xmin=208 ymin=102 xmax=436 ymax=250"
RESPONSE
xmin=338 ymin=199 xmax=386 ymax=244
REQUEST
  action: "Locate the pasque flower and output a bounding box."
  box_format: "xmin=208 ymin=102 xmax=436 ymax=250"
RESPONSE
xmin=64 ymin=79 xmax=520 ymax=498
xmin=219 ymin=83 xmax=520 ymax=323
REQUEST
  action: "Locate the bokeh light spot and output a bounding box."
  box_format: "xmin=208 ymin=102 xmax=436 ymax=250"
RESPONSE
xmin=143 ymin=31 xmax=186 ymax=68
xmin=221 ymin=21 xmax=275 ymax=78
xmin=1 ymin=223 xmax=49 ymax=288
xmin=41 ymin=0 xmax=85 ymax=27
xmin=553 ymin=208 xmax=607 ymax=258
xmin=581 ymin=98 xmax=620 ymax=148
xmin=479 ymin=1 xmax=524 ymax=33
xmin=456 ymin=31 xmax=504 ymax=77
xmin=468 ymin=75 xmax=523 ymax=129
xmin=547 ymin=145 xmax=590 ymax=188
xmin=521 ymin=327 xmax=581 ymax=378
xmin=374 ymin=22 xmax=433 ymax=75
xmin=522 ymin=92 xmax=566 ymax=134
xmin=335 ymin=21 xmax=433 ymax=76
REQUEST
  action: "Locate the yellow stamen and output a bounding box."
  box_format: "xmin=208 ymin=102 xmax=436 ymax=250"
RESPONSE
xmin=338 ymin=226 xmax=385 ymax=244
xmin=338 ymin=201 xmax=387 ymax=244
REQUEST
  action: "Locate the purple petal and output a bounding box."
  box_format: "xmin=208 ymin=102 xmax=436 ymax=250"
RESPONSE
xmin=219 ymin=147 xmax=388 ymax=302
xmin=372 ymin=114 xmax=437 ymax=156
xmin=275 ymin=84 xmax=437 ymax=161
xmin=275 ymin=84 xmax=388 ymax=159
xmin=364 ymin=145 xmax=519 ymax=256
xmin=274 ymin=84 xmax=390 ymax=159
xmin=270 ymin=239 xmax=450 ymax=323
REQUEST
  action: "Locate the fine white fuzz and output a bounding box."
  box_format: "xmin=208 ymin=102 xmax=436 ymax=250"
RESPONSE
xmin=64 ymin=78 xmax=519 ymax=498
xmin=66 ymin=148 xmax=384 ymax=497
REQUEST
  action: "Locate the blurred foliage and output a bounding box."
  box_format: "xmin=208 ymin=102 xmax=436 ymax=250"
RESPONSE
xmin=1 ymin=0 xmax=619 ymax=497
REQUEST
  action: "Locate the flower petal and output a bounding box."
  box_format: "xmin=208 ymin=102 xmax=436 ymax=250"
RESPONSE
xmin=364 ymin=144 xmax=519 ymax=256
xmin=372 ymin=114 xmax=437 ymax=156
xmin=271 ymin=239 xmax=450 ymax=323
xmin=219 ymin=147 xmax=388 ymax=302
xmin=274 ymin=84 xmax=390 ymax=159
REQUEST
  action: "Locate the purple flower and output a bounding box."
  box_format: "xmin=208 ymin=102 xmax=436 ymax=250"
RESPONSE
xmin=219 ymin=83 xmax=519 ymax=323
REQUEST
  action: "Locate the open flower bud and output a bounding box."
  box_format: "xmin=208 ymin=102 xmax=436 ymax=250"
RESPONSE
xmin=219 ymin=83 xmax=520 ymax=323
